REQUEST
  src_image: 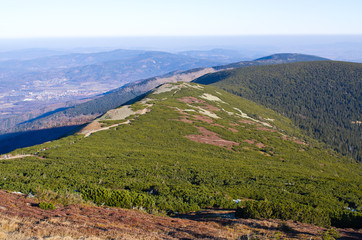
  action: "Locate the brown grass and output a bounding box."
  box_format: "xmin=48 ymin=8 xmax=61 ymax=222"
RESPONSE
xmin=0 ymin=190 xmax=361 ymax=239
xmin=185 ymin=126 xmax=240 ymax=148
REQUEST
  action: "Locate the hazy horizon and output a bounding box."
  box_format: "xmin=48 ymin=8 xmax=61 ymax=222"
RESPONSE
xmin=2 ymin=0 xmax=362 ymax=61
xmin=1 ymin=35 xmax=362 ymax=62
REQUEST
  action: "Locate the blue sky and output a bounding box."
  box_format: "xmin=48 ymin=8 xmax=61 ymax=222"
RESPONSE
xmin=1 ymin=0 xmax=362 ymax=38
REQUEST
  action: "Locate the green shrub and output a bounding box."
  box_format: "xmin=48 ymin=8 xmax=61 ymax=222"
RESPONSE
xmin=321 ymin=228 xmax=340 ymax=240
xmin=39 ymin=202 xmax=55 ymax=210
xmin=79 ymin=186 xmax=155 ymax=211
xmin=236 ymin=200 xmax=331 ymax=226
xmin=330 ymin=210 xmax=362 ymax=229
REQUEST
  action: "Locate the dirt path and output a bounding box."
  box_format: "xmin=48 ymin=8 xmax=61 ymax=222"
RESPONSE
xmin=1 ymin=154 xmax=33 ymax=160
xmin=83 ymin=120 xmax=130 ymax=137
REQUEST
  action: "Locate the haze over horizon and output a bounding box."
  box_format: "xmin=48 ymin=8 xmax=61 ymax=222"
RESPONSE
xmin=1 ymin=0 xmax=362 ymax=62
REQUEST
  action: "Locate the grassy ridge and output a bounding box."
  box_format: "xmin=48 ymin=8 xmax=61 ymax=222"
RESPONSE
xmin=1 ymin=83 xmax=361 ymax=227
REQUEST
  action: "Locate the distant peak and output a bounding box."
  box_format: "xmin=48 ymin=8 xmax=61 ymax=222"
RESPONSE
xmin=254 ymin=53 xmax=329 ymax=61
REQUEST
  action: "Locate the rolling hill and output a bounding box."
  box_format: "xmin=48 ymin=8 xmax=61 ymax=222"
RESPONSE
xmin=0 ymin=49 xmax=221 ymax=131
xmin=194 ymin=61 xmax=362 ymax=161
xmin=2 ymin=83 xmax=361 ymax=229
xmin=0 ymin=53 xmax=329 ymax=154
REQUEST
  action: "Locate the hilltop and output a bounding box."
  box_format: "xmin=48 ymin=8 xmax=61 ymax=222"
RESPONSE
xmin=2 ymin=83 xmax=361 ymax=231
xmin=194 ymin=61 xmax=362 ymax=161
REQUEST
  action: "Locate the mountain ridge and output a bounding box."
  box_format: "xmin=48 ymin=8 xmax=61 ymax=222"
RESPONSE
xmin=0 ymin=53 xmax=332 ymax=154
xmin=2 ymin=82 xmax=361 ymax=229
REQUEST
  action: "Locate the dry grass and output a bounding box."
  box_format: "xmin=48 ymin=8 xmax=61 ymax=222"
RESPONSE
xmin=35 ymin=188 xmax=88 ymax=206
xmin=0 ymin=190 xmax=360 ymax=240
xmin=0 ymin=218 xmax=19 ymax=232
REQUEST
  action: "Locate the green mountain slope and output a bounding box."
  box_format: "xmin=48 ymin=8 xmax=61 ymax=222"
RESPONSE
xmin=1 ymin=83 xmax=361 ymax=227
xmin=0 ymin=53 xmax=330 ymax=155
xmin=194 ymin=61 xmax=362 ymax=161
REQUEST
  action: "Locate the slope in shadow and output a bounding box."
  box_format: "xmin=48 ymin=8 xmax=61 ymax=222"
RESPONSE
xmin=0 ymin=125 xmax=83 ymax=154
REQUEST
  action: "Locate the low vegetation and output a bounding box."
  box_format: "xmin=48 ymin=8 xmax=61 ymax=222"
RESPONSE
xmin=38 ymin=202 xmax=55 ymax=210
xmin=1 ymin=83 xmax=361 ymax=228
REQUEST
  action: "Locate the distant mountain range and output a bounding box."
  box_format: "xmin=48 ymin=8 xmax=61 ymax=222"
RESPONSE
xmin=0 ymin=49 xmax=228 ymax=128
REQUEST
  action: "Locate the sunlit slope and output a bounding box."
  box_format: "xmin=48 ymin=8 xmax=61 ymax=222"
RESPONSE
xmin=194 ymin=61 xmax=362 ymax=161
xmin=1 ymin=82 xmax=361 ymax=227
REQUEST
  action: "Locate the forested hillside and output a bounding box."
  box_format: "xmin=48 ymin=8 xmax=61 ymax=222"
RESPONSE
xmin=1 ymin=83 xmax=361 ymax=228
xmin=194 ymin=61 xmax=362 ymax=161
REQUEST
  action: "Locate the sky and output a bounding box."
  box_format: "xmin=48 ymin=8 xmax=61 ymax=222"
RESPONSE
xmin=1 ymin=0 xmax=362 ymax=38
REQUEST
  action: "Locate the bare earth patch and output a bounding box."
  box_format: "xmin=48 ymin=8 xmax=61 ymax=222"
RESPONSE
xmin=186 ymin=126 xmax=239 ymax=149
xmin=282 ymin=135 xmax=307 ymax=145
xmin=99 ymin=105 xmax=135 ymax=121
xmin=178 ymin=96 xmax=220 ymax=112
xmin=193 ymin=114 xmax=213 ymax=123
xmin=78 ymin=121 xmax=102 ymax=135
xmin=200 ymin=93 xmax=226 ymax=103
xmin=169 ymin=107 xmax=194 ymax=124
xmin=257 ymin=127 xmax=277 ymax=132
xmin=196 ymin=107 xmax=220 ymax=119
xmin=213 ymin=123 xmax=225 ymax=128
xmin=255 ymin=142 xmax=265 ymax=148
xmin=178 ymin=96 xmax=205 ymax=104
xmin=228 ymin=127 xmax=239 ymax=133
xmin=244 ymin=140 xmax=255 ymax=145
xmin=171 ymin=117 xmax=194 ymax=124
xmin=239 ymin=119 xmax=257 ymax=125
xmin=293 ymin=139 xmax=307 ymax=145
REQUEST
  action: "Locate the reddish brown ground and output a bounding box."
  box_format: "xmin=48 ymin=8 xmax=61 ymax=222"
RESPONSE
xmin=213 ymin=123 xmax=225 ymax=128
xmin=228 ymin=127 xmax=239 ymax=133
xmin=171 ymin=117 xmax=194 ymax=124
xmin=169 ymin=107 xmax=194 ymax=124
xmin=244 ymin=139 xmax=255 ymax=145
xmin=0 ymin=191 xmax=360 ymax=240
xmin=203 ymin=104 xmax=221 ymax=112
xmin=255 ymin=142 xmax=265 ymax=148
xmin=0 ymin=190 xmax=238 ymax=239
xmin=177 ymin=96 xmax=205 ymax=105
xmin=178 ymin=96 xmax=220 ymax=112
xmin=239 ymin=119 xmax=257 ymax=125
xmin=193 ymin=114 xmax=213 ymax=124
xmin=186 ymin=127 xmax=239 ymax=148
xmin=292 ymin=139 xmax=307 ymax=145
xmin=257 ymin=127 xmax=276 ymax=132
xmin=281 ymin=135 xmax=307 ymax=145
